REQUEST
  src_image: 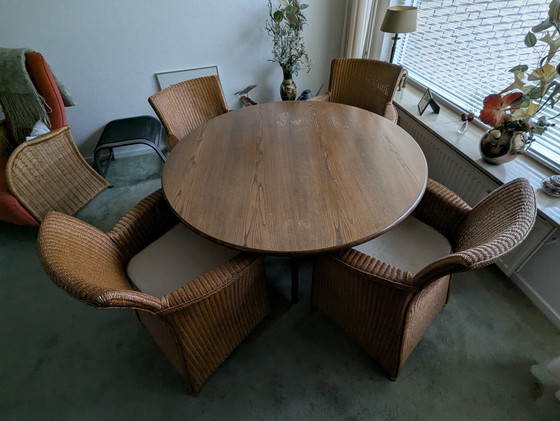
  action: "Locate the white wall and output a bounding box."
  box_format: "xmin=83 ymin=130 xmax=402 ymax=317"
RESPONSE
xmin=0 ymin=0 xmax=346 ymax=157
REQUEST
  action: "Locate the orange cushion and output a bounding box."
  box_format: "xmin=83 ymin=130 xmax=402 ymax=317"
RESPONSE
xmin=0 ymin=157 xmax=38 ymax=226
xmin=25 ymin=52 xmax=67 ymax=129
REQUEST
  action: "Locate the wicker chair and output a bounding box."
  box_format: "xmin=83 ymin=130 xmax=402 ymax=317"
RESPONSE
xmin=38 ymin=189 xmax=270 ymax=395
xmin=309 ymin=58 xmax=404 ymax=123
xmin=148 ymin=75 xmax=229 ymax=150
xmin=311 ymin=178 xmax=536 ymax=380
xmin=1 ymin=124 xmax=108 ymax=224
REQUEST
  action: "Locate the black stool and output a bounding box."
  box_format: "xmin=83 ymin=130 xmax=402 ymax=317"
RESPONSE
xmin=94 ymin=115 xmax=166 ymax=177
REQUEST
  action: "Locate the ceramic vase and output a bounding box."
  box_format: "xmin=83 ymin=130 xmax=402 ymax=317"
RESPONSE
xmin=479 ymin=128 xmax=532 ymax=165
xmin=280 ymin=70 xmax=297 ymax=101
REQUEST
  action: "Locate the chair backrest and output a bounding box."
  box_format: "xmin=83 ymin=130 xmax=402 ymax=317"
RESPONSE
xmin=453 ymin=177 xmax=537 ymax=260
xmin=6 ymin=126 xmax=108 ymax=221
xmin=25 ymin=52 xmax=67 ymax=130
xmin=148 ymin=75 xmax=229 ymax=150
xmin=413 ymin=178 xmax=536 ymax=286
xmin=327 ymin=58 xmax=403 ymax=117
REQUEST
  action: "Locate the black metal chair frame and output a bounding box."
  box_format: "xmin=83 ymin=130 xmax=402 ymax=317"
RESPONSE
xmin=94 ymin=115 xmax=166 ymax=178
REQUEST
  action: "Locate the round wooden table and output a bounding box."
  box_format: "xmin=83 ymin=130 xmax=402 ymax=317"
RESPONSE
xmin=163 ymin=100 xmax=427 ymax=254
xmin=163 ymin=101 xmax=427 ymax=300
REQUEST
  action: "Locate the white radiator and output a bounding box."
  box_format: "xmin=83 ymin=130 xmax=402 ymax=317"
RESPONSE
xmin=396 ymin=108 xmax=555 ymax=276
xmin=397 ymin=110 xmax=494 ymax=206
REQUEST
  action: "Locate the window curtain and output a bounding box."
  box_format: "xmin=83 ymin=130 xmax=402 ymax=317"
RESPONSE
xmin=343 ymin=0 xmax=374 ymax=58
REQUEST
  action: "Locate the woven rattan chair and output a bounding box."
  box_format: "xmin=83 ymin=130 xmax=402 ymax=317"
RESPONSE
xmin=309 ymin=58 xmax=404 ymax=123
xmin=3 ymin=125 xmax=108 ymax=223
xmin=311 ymin=178 xmax=536 ymax=380
xmin=38 ymin=189 xmax=270 ymax=395
xmin=148 ymin=75 xmax=229 ymax=150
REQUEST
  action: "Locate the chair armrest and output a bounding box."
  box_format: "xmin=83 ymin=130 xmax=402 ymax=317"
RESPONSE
xmin=6 ymin=126 xmax=109 ymax=221
xmin=308 ymin=93 xmax=330 ymax=102
xmin=39 ymin=211 xmax=163 ymax=313
xmin=412 ymin=179 xmax=471 ymax=241
xmin=108 ymin=189 xmax=178 ymax=263
xmin=383 ymin=103 xmax=399 ymax=124
xmin=411 ymin=246 xmax=502 ymax=289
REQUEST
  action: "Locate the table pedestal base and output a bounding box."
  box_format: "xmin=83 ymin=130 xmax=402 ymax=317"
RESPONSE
xmin=290 ymin=257 xmax=301 ymax=304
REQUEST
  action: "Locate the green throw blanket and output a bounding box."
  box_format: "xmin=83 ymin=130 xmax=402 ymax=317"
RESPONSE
xmin=0 ymin=47 xmax=74 ymax=145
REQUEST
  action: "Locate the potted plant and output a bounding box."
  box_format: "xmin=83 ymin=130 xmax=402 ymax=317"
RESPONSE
xmin=265 ymin=0 xmax=311 ymax=100
xmin=478 ymin=0 xmax=560 ymax=164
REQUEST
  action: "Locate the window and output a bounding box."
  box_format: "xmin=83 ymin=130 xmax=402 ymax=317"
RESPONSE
xmin=393 ymin=0 xmax=560 ymax=171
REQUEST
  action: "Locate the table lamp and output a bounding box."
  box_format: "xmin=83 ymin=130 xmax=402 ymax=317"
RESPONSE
xmin=380 ymin=6 xmax=417 ymax=63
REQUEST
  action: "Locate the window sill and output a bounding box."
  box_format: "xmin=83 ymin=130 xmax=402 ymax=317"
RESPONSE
xmin=393 ymin=84 xmax=560 ymax=228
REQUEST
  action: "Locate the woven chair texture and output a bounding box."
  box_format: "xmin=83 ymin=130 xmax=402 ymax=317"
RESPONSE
xmin=309 ymin=58 xmax=404 ymax=123
xmin=311 ymin=178 xmax=536 ymax=380
xmin=38 ymin=189 xmax=270 ymax=394
xmin=6 ymin=126 xmax=108 ymax=222
xmin=148 ymin=75 xmax=229 ymax=150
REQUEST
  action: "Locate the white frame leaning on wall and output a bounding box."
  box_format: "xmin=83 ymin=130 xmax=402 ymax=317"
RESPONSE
xmin=155 ymin=66 xmax=219 ymax=91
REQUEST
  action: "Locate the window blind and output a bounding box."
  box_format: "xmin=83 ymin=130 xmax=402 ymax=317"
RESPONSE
xmin=393 ymin=0 xmax=560 ymax=170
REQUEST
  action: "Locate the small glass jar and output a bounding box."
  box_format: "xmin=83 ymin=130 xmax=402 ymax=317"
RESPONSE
xmin=457 ymin=111 xmax=475 ymax=134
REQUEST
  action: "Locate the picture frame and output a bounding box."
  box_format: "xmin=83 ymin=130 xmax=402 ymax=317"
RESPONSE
xmin=417 ymin=88 xmax=440 ymax=115
xmin=155 ymin=65 xmax=219 ymax=90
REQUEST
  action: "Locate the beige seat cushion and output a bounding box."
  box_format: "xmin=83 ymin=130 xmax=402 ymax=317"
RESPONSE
xmin=354 ymin=216 xmax=452 ymax=274
xmin=127 ymin=223 xmax=239 ymax=297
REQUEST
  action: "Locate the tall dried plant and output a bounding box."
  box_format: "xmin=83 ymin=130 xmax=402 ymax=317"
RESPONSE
xmin=265 ymin=0 xmax=311 ymax=78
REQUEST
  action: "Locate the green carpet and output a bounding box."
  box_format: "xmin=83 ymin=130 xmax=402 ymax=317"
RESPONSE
xmin=1 ymin=153 xmax=559 ymax=420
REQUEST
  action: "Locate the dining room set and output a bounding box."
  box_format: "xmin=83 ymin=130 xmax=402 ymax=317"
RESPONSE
xmin=0 ymin=50 xmax=537 ymax=395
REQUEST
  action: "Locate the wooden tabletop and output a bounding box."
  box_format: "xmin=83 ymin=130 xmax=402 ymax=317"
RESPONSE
xmin=162 ymin=101 xmax=427 ymax=255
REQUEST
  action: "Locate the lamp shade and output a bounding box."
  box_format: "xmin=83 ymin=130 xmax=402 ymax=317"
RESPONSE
xmin=380 ymin=6 xmax=417 ymax=34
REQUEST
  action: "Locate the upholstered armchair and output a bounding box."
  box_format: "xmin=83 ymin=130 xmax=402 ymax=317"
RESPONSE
xmin=148 ymin=75 xmax=229 ymax=150
xmin=0 ymin=51 xmax=108 ymax=225
xmin=311 ymin=178 xmax=536 ymax=380
xmin=309 ymin=58 xmax=404 ymax=123
xmin=38 ymin=189 xmax=270 ymax=394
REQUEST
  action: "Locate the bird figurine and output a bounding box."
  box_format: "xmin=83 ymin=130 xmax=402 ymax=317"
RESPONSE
xmin=234 ymin=85 xmax=257 ymax=96
xmin=235 ymin=85 xmax=257 ymax=107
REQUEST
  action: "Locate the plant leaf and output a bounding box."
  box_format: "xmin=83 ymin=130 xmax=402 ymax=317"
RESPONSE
xmin=532 ymin=125 xmax=547 ymax=135
xmin=525 ymin=31 xmax=537 ymax=47
xmin=528 ymin=86 xmax=544 ymax=99
xmin=285 ymin=5 xmax=297 ymax=14
xmin=518 ymin=96 xmax=531 ymax=108
xmin=273 ymin=10 xmax=284 ymax=22
xmin=548 ymin=82 xmax=560 ymax=108
xmin=509 ymin=65 xmax=528 ymax=73
xmin=286 ymin=13 xmax=299 ymax=26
